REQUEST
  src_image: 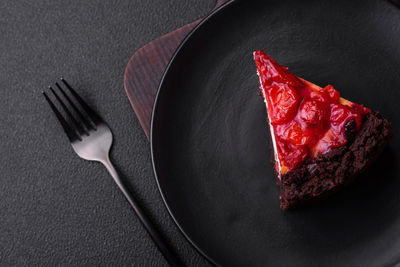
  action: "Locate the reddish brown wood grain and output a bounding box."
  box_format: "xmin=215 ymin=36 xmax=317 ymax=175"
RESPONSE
xmin=124 ymin=0 xmax=230 ymax=139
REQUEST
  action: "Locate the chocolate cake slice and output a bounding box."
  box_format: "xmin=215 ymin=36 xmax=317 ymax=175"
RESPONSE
xmin=253 ymin=50 xmax=392 ymax=210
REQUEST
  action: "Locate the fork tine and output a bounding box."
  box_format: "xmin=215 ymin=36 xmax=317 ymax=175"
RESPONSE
xmin=43 ymin=92 xmax=81 ymax=142
xmin=55 ymin=82 xmax=93 ymax=132
xmin=50 ymin=86 xmax=88 ymax=136
xmin=61 ymin=78 xmax=102 ymax=128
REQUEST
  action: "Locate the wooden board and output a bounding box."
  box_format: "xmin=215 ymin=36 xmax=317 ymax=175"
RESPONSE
xmin=124 ymin=0 xmax=230 ymax=139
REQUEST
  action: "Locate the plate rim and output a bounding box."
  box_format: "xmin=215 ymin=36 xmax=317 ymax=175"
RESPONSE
xmin=150 ymin=1 xmax=236 ymax=266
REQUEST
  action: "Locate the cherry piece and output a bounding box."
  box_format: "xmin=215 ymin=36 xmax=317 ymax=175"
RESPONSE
xmin=299 ymin=100 xmax=326 ymax=125
xmin=268 ymin=84 xmax=299 ymax=124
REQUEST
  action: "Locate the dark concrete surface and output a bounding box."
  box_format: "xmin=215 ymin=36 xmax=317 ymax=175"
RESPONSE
xmin=0 ymin=0 xmax=215 ymax=265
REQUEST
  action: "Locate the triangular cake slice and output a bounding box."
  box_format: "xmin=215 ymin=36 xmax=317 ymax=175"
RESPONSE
xmin=254 ymin=50 xmax=392 ymax=210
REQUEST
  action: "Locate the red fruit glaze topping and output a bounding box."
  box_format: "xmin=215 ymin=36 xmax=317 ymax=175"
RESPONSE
xmin=268 ymin=84 xmax=299 ymax=124
xmin=254 ymin=50 xmax=370 ymax=172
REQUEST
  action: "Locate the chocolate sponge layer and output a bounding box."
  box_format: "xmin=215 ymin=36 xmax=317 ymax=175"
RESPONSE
xmin=278 ymin=111 xmax=393 ymax=210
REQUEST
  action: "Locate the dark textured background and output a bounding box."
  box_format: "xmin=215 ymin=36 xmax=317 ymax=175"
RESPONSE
xmin=0 ymin=0 xmax=215 ymax=266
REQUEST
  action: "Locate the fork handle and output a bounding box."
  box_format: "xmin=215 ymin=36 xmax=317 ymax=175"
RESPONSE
xmin=101 ymin=157 xmax=183 ymax=267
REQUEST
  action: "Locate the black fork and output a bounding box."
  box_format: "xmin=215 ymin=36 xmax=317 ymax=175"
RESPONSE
xmin=43 ymin=79 xmax=182 ymax=267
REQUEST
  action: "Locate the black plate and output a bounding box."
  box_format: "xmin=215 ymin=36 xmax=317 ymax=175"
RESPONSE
xmin=151 ymin=0 xmax=400 ymax=265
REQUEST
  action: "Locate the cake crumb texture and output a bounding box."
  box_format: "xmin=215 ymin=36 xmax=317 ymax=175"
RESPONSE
xmin=279 ymin=111 xmax=393 ymax=210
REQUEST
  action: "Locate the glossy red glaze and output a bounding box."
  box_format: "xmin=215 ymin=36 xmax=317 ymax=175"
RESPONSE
xmin=254 ymin=50 xmax=370 ymax=171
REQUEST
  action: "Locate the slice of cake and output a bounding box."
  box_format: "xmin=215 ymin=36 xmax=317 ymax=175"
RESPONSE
xmin=253 ymin=50 xmax=392 ymax=210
